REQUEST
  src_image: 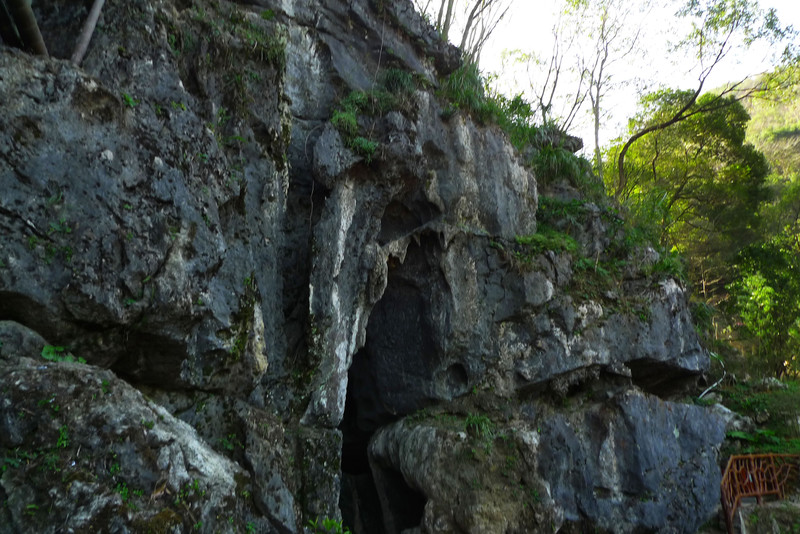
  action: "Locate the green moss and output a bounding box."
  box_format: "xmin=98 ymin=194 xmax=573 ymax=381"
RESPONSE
xmin=349 ymin=136 xmax=378 ymax=163
xmin=513 ymin=226 xmax=578 ymax=263
xmin=330 ymin=110 xmax=358 ymax=137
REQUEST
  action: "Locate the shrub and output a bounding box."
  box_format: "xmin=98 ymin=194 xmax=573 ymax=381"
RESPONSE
xmin=536 ymin=196 xmax=588 ymax=228
xmin=440 ymin=63 xmax=497 ymax=123
xmin=515 ymin=225 xmax=578 ymax=255
xmin=380 ymin=67 xmax=415 ymax=95
xmin=308 ymin=517 xmax=352 ymax=534
xmin=350 ymin=136 xmax=378 ymax=163
xmin=340 ymin=90 xmax=369 ymax=112
xmin=330 ymin=109 xmax=358 ymax=137
xmin=532 ymin=146 xmax=585 ymax=184
xmin=648 ymin=249 xmax=687 ymax=283
xmin=327 ymin=67 xmax=421 ymax=163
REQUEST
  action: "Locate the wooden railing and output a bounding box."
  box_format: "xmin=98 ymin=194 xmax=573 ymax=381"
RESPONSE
xmin=720 ymin=453 xmax=799 ymax=534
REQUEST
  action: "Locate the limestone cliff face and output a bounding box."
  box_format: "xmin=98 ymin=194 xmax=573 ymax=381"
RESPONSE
xmin=0 ymin=0 xmax=722 ymax=533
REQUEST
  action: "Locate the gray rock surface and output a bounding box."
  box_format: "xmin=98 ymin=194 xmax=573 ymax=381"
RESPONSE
xmin=369 ymin=389 xmax=725 ymax=534
xmin=0 ymin=0 xmax=724 ymax=532
xmin=537 ymin=390 xmax=725 ymax=533
xmin=0 ymin=327 xmax=261 ymax=533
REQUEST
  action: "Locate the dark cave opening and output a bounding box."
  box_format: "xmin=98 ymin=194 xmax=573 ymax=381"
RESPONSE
xmin=369 ymin=467 xmax=427 ymax=533
xmin=339 ymin=376 xmax=385 ymax=534
xmin=339 ymin=348 xmax=428 ymax=534
xmin=338 ymin=236 xmax=445 ymax=533
xmin=626 ymin=358 xmax=701 ymax=398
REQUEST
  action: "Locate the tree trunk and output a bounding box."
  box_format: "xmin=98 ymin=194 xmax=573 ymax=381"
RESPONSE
xmin=435 ymin=0 xmax=445 ymax=31
xmin=591 ymin=83 xmax=602 ymax=181
xmin=441 ymin=0 xmax=455 ymax=41
xmin=6 ymin=0 xmax=47 ymax=56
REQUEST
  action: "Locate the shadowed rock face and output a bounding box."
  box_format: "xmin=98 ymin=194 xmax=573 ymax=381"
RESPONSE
xmin=0 ymin=0 xmax=722 ymax=532
xmin=0 ymin=326 xmax=253 ymax=533
xmin=369 ymin=390 xmax=724 ymax=534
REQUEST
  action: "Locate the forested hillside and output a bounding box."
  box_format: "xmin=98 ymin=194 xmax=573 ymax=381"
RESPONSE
xmin=593 ymin=66 xmax=800 ymax=379
xmin=747 ymin=80 xmax=800 ymax=176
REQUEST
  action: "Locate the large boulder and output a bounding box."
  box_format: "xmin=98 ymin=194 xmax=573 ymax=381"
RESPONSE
xmin=0 ymin=323 xmax=262 ymax=533
xmin=369 ymin=390 xmax=725 ymax=534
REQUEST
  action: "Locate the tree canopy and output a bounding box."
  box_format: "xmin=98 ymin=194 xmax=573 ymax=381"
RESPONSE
xmin=607 ymin=90 xmax=770 ymax=294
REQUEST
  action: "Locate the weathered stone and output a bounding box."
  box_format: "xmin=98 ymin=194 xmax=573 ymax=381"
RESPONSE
xmin=538 ymin=390 xmax=725 ymax=533
xmin=0 ymin=321 xmax=48 ymax=363
xmin=371 ymin=390 xmax=724 ymax=534
xmin=369 ymin=418 xmax=562 ymax=534
xmin=710 ymin=403 xmax=756 ymax=434
xmin=0 ymin=351 xmax=256 ymax=533
xmin=0 ymin=31 xmax=286 ymax=396
xmin=312 ymin=124 xmax=359 ymax=188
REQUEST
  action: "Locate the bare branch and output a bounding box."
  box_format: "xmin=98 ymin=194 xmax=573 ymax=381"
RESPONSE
xmin=71 ymin=0 xmax=105 ymax=66
xmin=0 ymin=0 xmax=23 ymax=48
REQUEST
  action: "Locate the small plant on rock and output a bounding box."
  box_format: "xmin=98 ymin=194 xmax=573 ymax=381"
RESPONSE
xmin=308 ymin=517 xmax=352 ymax=534
xmin=465 ymin=413 xmax=495 ymax=440
xmin=41 ymin=345 xmax=86 ymax=364
xmin=349 ymin=136 xmax=378 ymax=163
xmin=57 ymin=425 xmax=69 ymax=448
xmin=647 ymin=249 xmax=687 ymax=283
xmin=330 ymin=109 xmax=358 ymax=137
xmin=121 ymin=92 xmax=139 ymax=108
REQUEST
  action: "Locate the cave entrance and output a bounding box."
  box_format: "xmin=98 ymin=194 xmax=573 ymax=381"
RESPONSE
xmin=339 ymin=364 xmax=384 ymax=534
xmin=339 ymin=236 xmax=443 ymax=532
xmin=339 ymin=347 xmax=427 ymax=534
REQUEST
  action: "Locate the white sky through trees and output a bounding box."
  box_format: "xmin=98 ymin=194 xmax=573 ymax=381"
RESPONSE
xmin=476 ymin=0 xmax=800 ymax=156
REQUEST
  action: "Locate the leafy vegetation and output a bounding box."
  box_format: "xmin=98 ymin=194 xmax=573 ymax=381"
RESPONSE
xmin=647 ymin=250 xmax=687 ymax=284
xmin=728 ymin=236 xmax=800 ymax=377
xmin=424 ymin=0 xmax=799 ymax=382
xmin=532 ymin=146 xmax=590 ymax=188
xmin=745 ymin=73 xmax=800 ymax=177
xmin=514 ymin=226 xmax=578 ymax=256
xmin=607 ymin=92 xmax=769 ymax=278
xmin=308 ymin=517 xmax=352 ymax=534
xmin=719 ymin=380 xmax=800 ymax=455
xmin=41 ymin=345 xmax=86 ymax=365
xmin=439 ymin=63 xmax=600 ymax=195
xmin=329 ymin=67 xmax=419 ymax=163
xmin=598 ymin=75 xmax=800 ymax=378
xmin=464 ymin=413 xmax=495 ymax=440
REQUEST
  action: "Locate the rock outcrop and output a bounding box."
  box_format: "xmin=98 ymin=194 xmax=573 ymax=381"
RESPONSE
xmin=0 ymin=0 xmax=724 ymax=532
